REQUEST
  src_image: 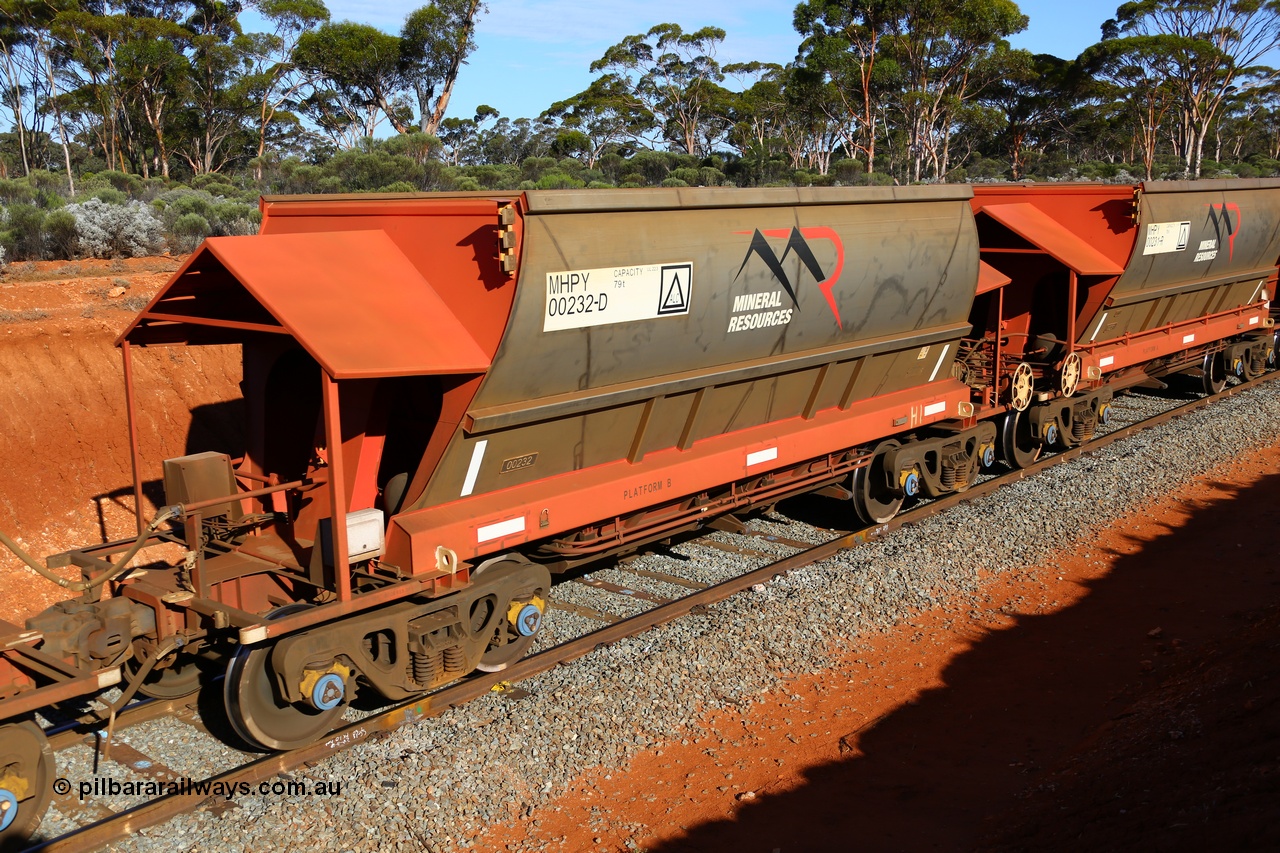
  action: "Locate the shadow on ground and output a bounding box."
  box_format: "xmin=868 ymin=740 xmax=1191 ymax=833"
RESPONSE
xmin=652 ymin=471 xmax=1280 ymax=853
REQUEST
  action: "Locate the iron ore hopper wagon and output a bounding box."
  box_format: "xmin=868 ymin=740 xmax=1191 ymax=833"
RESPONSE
xmin=2 ymin=180 xmax=1278 ymax=842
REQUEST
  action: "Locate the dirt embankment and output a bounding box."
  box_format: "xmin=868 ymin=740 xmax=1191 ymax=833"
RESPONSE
xmin=0 ymin=259 xmax=242 ymax=621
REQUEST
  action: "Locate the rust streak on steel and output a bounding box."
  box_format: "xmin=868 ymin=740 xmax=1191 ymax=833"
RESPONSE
xmin=29 ymin=370 xmax=1279 ymax=853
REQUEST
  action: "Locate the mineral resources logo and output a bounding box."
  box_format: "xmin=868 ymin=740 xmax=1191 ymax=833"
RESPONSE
xmin=731 ymin=227 xmax=846 ymax=332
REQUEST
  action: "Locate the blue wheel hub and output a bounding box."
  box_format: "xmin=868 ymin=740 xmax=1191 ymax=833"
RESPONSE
xmin=1045 ymin=424 xmax=1059 ymax=446
xmin=310 ymin=673 xmax=345 ymax=711
xmin=1098 ymin=404 xmax=1111 ymax=425
xmin=981 ymin=446 xmax=995 ymax=468
xmin=902 ymin=471 xmax=920 ymax=497
xmin=0 ymin=789 xmax=18 ymax=832
xmin=515 ymin=604 xmax=542 ymax=637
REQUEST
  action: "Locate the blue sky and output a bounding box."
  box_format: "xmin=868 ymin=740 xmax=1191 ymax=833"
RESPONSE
xmin=249 ymin=0 xmax=1127 ymax=123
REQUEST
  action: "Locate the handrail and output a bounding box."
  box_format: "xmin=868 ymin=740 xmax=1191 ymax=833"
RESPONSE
xmin=179 ymin=473 xmax=328 ymax=514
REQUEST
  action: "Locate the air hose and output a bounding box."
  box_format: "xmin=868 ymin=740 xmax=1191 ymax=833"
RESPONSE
xmin=0 ymin=505 xmax=182 ymax=592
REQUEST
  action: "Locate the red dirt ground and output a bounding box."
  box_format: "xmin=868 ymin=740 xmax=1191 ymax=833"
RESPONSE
xmin=476 ymin=445 xmax=1280 ymax=853
xmin=0 ymin=257 xmax=242 ymax=621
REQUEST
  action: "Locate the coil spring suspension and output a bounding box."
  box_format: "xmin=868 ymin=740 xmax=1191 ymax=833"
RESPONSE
xmin=1072 ymin=410 xmax=1096 ymax=442
xmin=411 ymin=649 xmax=443 ymax=685
xmin=443 ymin=646 xmax=466 ymax=674
xmin=940 ymin=451 xmax=971 ymax=490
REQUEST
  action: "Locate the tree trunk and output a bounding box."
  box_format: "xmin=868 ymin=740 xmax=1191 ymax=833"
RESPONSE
xmin=1 ymin=48 xmax=30 ymax=176
xmin=423 ymin=0 xmax=482 ymax=137
xmin=43 ymin=50 xmax=75 ymax=197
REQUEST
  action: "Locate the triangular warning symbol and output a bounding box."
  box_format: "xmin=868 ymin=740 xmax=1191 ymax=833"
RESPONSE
xmin=661 ymin=274 xmax=686 ymax=311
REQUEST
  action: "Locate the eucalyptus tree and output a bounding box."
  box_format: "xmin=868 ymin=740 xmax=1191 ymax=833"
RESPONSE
xmin=294 ymin=20 xmax=412 ymax=141
xmin=436 ymin=103 xmax=497 ymax=164
xmin=116 ymin=16 xmax=189 ymax=176
xmin=176 ymin=1 xmax=260 ymax=175
xmin=243 ymin=0 xmax=329 ymax=180
xmin=776 ymin=62 xmax=847 ymax=175
xmin=793 ymin=0 xmax=901 ymax=174
xmin=980 ymin=49 xmax=1078 ymax=179
xmin=1103 ymin=0 xmax=1280 ymax=178
xmin=589 ymin=23 xmax=728 ymax=156
xmin=719 ymin=61 xmax=793 ymax=179
xmin=886 ymin=0 xmax=1028 ymax=181
xmin=541 ymin=75 xmax=653 ymax=168
xmin=50 ymin=7 xmax=134 ymax=172
xmin=399 ymin=0 xmax=484 ymax=136
xmin=1081 ymin=33 xmax=1180 ymax=179
xmin=0 ymin=0 xmax=40 ymax=175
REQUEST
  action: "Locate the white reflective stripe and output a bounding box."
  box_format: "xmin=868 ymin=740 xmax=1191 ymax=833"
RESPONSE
xmin=460 ymin=439 xmax=488 ymax=497
xmin=746 ymin=447 xmax=778 ymax=467
xmin=1250 ymin=316 xmax=1260 ymax=326
xmin=1099 ymin=355 xmax=1115 ymax=367
xmin=477 ymin=516 xmax=525 ymax=542
xmin=240 ymin=625 xmax=269 ymax=645
xmin=1250 ymin=280 xmax=1264 ymax=304
xmin=97 ymin=667 xmax=123 ymax=688
xmin=1182 ymin=333 xmax=1195 ymax=344
xmin=927 ymin=344 xmax=950 ymax=382
xmin=923 ymin=401 xmax=946 ymax=416
xmin=1089 ymin=312 xmax=1108 ymax=342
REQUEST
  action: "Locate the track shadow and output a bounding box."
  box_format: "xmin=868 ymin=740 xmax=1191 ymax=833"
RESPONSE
xmin=651 ymin=471 xmax=1280 ymax=853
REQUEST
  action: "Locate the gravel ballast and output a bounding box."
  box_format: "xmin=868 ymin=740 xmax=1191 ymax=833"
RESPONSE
xmin=59 ymin=382 xmax=1279 ymax=852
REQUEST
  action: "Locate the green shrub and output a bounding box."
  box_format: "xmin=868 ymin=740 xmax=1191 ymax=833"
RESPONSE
xmin=91 ymin=188 xmax=128 ymax=205
xmin=376 ymin=181 xmax=418 ymax=193
xmin=4 ymin=204 xmax=46 ymax=260
xmin=670 ymin=168 xmax=701 ymax=186
xmin=43 ymin=209 xmax=79 ymax=258
xmin=0 ymin=179 xmax=34 ymax=204
xmin=28 ymin=170 xmax=68 ymax=194
xmin=84 ymin=170 xmax=142 ymax=196
xmin=521 ymin=156 xmax=558 ymax=182
xmin=697 ymin=167 xmax=726 ymax=186
xmin=1250 ymin=157 xmax=1280 ymax=177
xmin=170 ymin=213 xmax=211 ymax=253
xmin=660 ymin=176 xmax=690 ymax=187
xmin=534 ymin=172 xmax=584 ymax=189
xmin=460 ymin=164 xmax=521 ymax=190
xmin=324 ymin=149 xmax=425 ymax=191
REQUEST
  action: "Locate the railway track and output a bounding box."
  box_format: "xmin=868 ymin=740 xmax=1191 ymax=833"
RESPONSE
xmin=20 ymin=372 xmax=1273 ymax=852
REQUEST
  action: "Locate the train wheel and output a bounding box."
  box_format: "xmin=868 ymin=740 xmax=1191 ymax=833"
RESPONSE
xmin=852 ymin=441 xmax=905 ymax=525
xmin=125 ymin=652 xmax=203 ymax=700
xmin=1009 ymin=362 xmax=1035 ymax=411
xmin=1201 ymin=351 xmax=1227 ymax=395
xmin=1059 ymin=352 xmax=1082 ymax=397
xmin=0 ymin=720 xmax=53 ymax=846
xmin=475 ymin=559 xmax=550 ymax=673
xmin=224 ymin=604 xmax=346 ymax=751
xmin=999 ymin=410 xmax=1043 ymax=469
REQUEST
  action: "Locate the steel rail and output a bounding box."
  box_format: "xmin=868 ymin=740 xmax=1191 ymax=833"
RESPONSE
xmin=27 ymin=371 xmax=1278 ymax=852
